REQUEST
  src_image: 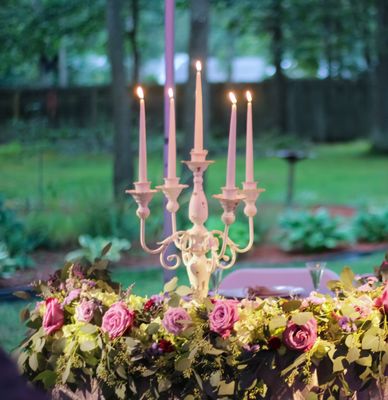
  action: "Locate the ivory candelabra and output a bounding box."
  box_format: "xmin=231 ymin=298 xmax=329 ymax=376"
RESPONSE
xmin=127 ymin=148 xmax=265 ymax=299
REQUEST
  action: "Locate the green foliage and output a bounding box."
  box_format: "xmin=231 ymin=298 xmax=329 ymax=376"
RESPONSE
xmin=65 ymin=235 xmax=130 ymax=263
xmin=277 ymin=208 xmax=352 ymax=252
xmin=0 ymin=196 xmax=34 ymax=276
xmin=352 ymin=208 xmax=388 ymax=243
xmin=16 ymin=257 xmax=388 ymax=399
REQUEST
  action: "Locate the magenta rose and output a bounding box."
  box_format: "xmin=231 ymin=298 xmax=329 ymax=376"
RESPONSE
xmin=283 ymin=318 xmax=317 ymax=352
xmin=75 ymin=299 xmax=97 ymax=323
xmin=209 ymin=300 xmax=239 ymax=338
xmin=101 ymin=302 xmax=135 ymax=339
xmin=43 ymin=297 xmax=64 ymax=335
xmin=375 ymin=285 xmax=388 ymax=313
xmin=162 ymin=307 xmax=191 ymax=335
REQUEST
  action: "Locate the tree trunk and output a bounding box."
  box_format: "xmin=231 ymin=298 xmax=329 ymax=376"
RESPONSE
xmin=183 ymin=0 xmax=209 ymax=161
xmin=106 ymin=0 xmax=133 ymax=198
xmin=371 ymin=0 xmax=388 ymax=153
xmin=271 ymin=0 xmax=288 ymax=135
xmin=128 ymin=0 xmax=140 ymax=84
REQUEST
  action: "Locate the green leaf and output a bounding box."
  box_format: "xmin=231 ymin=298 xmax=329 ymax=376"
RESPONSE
xmin=28 ymin=353 xmax=38 ymax=371
xmin=346 ymin=347 xmax=360 ymax=363
xmin=362 ymin=328 xmax=385 ymax=351
xmin=210 ymin=371 xmax=221 ymax=387
xmin=306 ymin=393 xmax=318 ymax=400
xmin=115 ymin=384 xmax=126 ymax=400
xmin=168 ymin=292 xmax=181 ymax=308
xmin=33 ymin=370 xmax=57 ymax=389
xmin=13 ymin=290 xmax=31 ymax=300
xmin=80 ymin=340 xmax=97 ymax=352
xmin=281 ymin=300 xmax=302 ymax=313
xmin=218 ymin=381 xmax=235 ymax=396
xmin=116 ymin=365 xmax=127 ymax=379
xmin=101 ymin=242 xmax=112 ymax=256
xmin=146 ymin=322 xmax=160 ymax=335
xmin=80 ymin=323 xmax=99 ymax=334
xmin=340 ymin=267 xmax=354 ymax=290
xmin=125 ymin=337 xmax=139 ymax=349
xmin=356 ymin=355 xmax=372 ymax=367
xmin=158 ymin=378 xmax=172 ymax=392
xmin=176 ymin=285 xmax=192 ymax=297
xmin=291 ymin=312 xmax=314 ymax=326
xmin=164 ymin=277 xmax=178 ymax=293
xmin=333 ymin=356 xmax=345 ymax=372
xmin=19 ymin=307 xmax=30 ymax=322
xmin=175 ymin=357 xmax=192 ymax=372
xmin=269 ymin=315 xmax=287 ymax=331
xmin=62 ymin=359 xmax=72 ymax=384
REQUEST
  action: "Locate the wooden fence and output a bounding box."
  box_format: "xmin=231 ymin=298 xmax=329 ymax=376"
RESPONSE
xmin=0 ymin=78 xmax=370 ymax=143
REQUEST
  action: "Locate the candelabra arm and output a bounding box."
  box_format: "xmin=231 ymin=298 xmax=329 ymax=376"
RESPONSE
xmin=218 ymin=225 xmax=230 ymax=261
xmin=140 ymin=218 xmax=165 ymax=254
xmin=235 ymin=217 xmax=254 ymax=253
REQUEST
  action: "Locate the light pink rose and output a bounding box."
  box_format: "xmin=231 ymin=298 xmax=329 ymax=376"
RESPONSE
xmin=283 ymin=318 xmax=317 ymax=352
xmin=75 ymin=299 xmax=97 ymax=323
xmin=375 ymin=285 xmax=388 ymax=313
xmin=43 ymin=298 xmax=64 ymax=335
xmin=162 ymin=307 xmax=191 ymax=335
xmin=209 ymin=300 xmax=239 ymax=338
xmin=101 ymin=302 xmax=135 ymax=339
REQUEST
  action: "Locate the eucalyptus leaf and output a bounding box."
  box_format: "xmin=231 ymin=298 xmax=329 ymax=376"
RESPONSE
xmin=168 ymin=292 xmax=181 ymax=307
xmin=80 ymin=323 xmax=99 ymax=334
xmin=218 ymin=381 xmax=235 ymax=396
xmin=269 ymin=315 xmax=287 ymax=331
xmin=291 ymin=312 xmax=314 ymax=326
xmin=175 ymin=357 xmax=192 ymax=372
xmin=80 ymin=340 xmax=97 ymax=352
xmin=281 ymin=300 xmax=302 ymax=313
xmin=164 ymin=277 xmax=178 ymax=293
xmin=13 ymin=290 xmax=31 ymax=300
xmin=176 ymin=285 xmax=192 ymax=297
xmin=28 ymin=353 xmax=38 ymax=371
xmin=33 ymin=370 xmax=57 ymax=389
xmin=146 ymin=322 xmax=160 ymax=335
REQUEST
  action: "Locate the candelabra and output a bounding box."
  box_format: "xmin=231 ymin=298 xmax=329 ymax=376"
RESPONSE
xmin=127 ymin=148 xmax=265 ymax=299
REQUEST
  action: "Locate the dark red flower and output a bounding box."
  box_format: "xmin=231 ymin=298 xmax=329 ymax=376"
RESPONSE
xmin=144 ymin=299 xmax=155 ymax=312
xmin=158 ymin=339 xmax=174 ymax=353
xmin=268 ymin=336 xmax=282 ymax=350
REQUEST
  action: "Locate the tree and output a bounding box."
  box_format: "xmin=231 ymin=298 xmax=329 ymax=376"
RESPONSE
xmin=106 ymin=0 xmax=133 ymax=198
xmin=371 ymin=0 xmax=388 ymax=152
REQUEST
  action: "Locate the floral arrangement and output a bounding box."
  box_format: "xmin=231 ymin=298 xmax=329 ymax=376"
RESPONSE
xmin=17 ymin=251 xmax=388 ymax=399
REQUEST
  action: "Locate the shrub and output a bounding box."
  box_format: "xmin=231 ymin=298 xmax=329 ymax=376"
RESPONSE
xmin=65 ymin=235 xmax=130 ymax=263
xmin=277 ymin=208 xmax=352 ymax=252
xmin=352 ymin=208 xmax=388 ymax=243
xmin=0 ymin=196 xmax=34 ymax=276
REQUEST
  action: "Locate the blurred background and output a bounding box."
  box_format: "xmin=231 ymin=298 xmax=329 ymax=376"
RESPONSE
xmin=0 ymin=0 xmax=388 ymax=352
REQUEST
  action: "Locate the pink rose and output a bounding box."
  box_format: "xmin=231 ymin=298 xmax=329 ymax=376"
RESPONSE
xmin=283 ymin=318 xmax=317 ymax=352
xmin=162 ymin=307 xmax=191 ymax=335
xmin=209 ymin=300 xmax=239 ymax=338
xmin=43 ymin=298 xmax=64 ymax=335
xmin=375 ymin=285 xmax=388 ymax=313
xmin=75 ymin=299 xmax=97 ymax=323
xmin=101 ymin=302 xmax=135 ymax=339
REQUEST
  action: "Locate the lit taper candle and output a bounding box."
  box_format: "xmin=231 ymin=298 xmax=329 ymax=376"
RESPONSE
xmin=137 ymin=87 xmax=147 ymax=183
xmin=194 ymin=61 xmax=203 ymax=151
xmin=245 ymin=91 xmax=254 ymax=183
xmin=226 ymin=92 xmax=237 ymax=189
xmin=167 ymin=88 xmax=176 ymax=179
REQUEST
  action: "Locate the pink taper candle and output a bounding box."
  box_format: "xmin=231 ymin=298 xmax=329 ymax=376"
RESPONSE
xmin=167 ymin=88 xmax=176 ymax=179
xmin=245 ymin=91 xmax=254 ymax=183
xmin=137 ymin=87 xmax=147 ymax=183
xmin=226 ymin=92 xmax=237 ymax=189
xmin=194 ymin=61 xmax=203 ymax=151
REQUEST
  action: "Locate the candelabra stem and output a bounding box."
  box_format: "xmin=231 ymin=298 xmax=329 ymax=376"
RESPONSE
xmin=218 ymin=225 xmax=230 ymax=261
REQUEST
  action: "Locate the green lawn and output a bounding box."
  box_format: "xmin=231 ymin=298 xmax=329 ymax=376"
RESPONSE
xmin=1 ymin=140 xmax=387 ymax=208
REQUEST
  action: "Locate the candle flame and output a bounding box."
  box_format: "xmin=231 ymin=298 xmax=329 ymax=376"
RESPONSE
xmin=196 ymin=61 xmax=202 ymax=72
xmin=229 ymin=92 xmax=237 ymax=104
xmin=246 ymin=90 xmax=252 ymax=102
xmin=136 ymin=86 xmax=144 ymax=99
xmin=168 ymin=88 xmax=174 ymax=98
